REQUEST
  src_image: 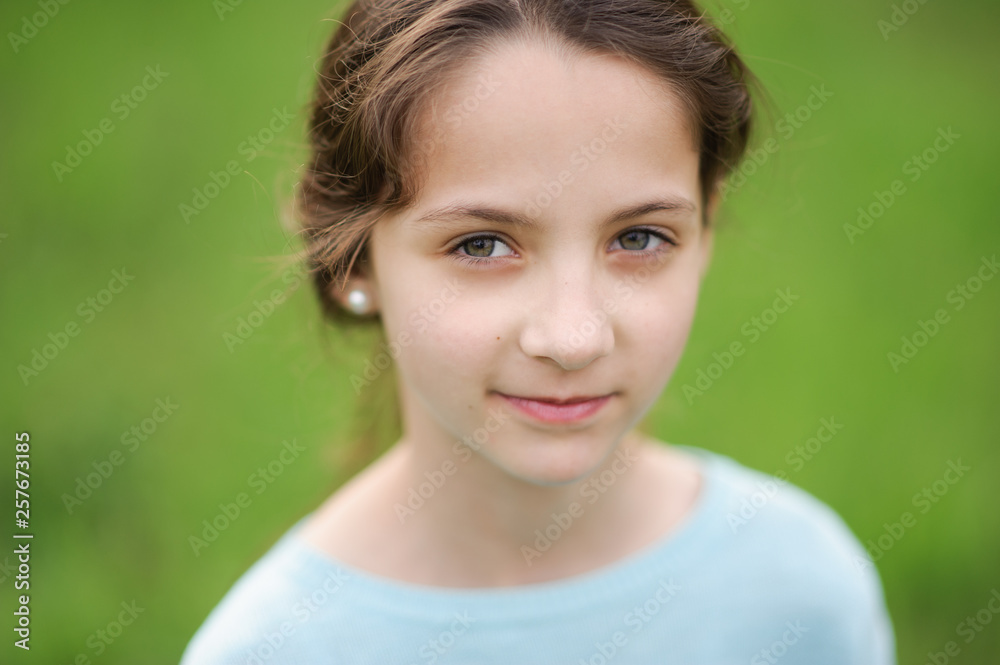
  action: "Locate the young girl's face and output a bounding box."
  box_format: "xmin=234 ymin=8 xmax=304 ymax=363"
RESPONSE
xmin=359 ymin=40 xmax=712 ymax=486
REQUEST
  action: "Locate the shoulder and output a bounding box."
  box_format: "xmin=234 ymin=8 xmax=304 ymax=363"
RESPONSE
xmin=179 ymin=517 xmax=353 ymax=665
xmin=702 ymin=447 xmax=868 ymax=569
xmin=680 ymin=445 xmax=897 ymax=663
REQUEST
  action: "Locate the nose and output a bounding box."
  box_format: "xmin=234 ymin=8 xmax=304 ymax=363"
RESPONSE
xmin=518 ymin=269 xmax=615 ymax=371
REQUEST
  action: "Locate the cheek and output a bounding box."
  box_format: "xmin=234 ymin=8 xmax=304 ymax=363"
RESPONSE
xmin=626 ymin=269 xmax=702 ymax=375
xmin=384 ymin=285 xmax=502 ymax=403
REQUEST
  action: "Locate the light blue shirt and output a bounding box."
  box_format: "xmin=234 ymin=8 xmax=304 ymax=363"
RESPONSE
xmin=180 ymin=445 xmax=896 ymax=664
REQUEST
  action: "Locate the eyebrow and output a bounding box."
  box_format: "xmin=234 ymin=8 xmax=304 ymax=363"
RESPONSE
xmin=411 ymin=196 xmax=699 ymax=231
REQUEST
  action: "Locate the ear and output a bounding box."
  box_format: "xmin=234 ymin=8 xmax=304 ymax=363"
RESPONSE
xmin=698 ymin=224 xmax=714 ymax=280
xmin=330 ymin=261 xmax=379 ymax=316
xmin=704 ymin=184 xmax=722 ymax=222
xmin=698 ymin=189 xmax=719 ymax=279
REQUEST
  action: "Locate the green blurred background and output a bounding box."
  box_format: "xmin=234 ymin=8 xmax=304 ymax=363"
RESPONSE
xmin=2 ymin=0 xmax=998 ymax=662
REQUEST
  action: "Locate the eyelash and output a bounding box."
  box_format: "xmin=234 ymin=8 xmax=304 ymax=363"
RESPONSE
xmin=447 ymin=227 xmax=677 ymax=267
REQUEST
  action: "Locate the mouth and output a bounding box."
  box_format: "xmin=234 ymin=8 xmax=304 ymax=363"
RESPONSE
xmin=493 ymin=391 xmax=615 ymax=424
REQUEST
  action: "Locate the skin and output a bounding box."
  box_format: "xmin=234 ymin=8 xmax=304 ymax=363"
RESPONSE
xmin=299 ymin=37 xmax=717 ymax=587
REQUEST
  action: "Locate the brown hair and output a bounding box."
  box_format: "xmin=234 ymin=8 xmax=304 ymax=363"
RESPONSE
xmin=294 ymin=0 xmax=758 ymax=472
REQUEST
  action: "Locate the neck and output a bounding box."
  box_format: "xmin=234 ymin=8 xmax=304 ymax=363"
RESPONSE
xmin=382 ymin=428 xmax=672 ymax=587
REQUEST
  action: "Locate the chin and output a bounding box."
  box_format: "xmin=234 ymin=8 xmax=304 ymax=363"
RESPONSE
xmin=492 ymin=433 xmax=616 ymax=487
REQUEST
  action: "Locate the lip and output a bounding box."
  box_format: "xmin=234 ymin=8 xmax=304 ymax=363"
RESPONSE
xmin=495 ymin=391 xmax=614 ymax=424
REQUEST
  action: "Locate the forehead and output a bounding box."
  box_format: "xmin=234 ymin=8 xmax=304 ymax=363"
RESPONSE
xmin=403 ymin=38 xmax=701 ymax=219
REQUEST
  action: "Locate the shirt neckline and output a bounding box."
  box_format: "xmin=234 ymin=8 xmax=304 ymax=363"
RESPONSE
xmin=282 ymin=444 xmax=726 ymax=615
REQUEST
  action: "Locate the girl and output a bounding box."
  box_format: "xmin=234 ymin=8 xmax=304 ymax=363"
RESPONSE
xmin=182 ymin=0 xmax=896 ymax=662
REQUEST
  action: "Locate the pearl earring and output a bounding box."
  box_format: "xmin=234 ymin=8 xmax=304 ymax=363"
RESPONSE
xmin=346 ymin=288 xmax=371 ymax=315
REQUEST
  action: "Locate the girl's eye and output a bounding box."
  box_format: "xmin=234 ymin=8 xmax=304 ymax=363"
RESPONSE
xmin=448 ymin=228 xmax=674 ymax=266
xmin=611 ymin=228 xmax=674 ymax=253
xmin=451 ymin=234 xmax=515 ymax=263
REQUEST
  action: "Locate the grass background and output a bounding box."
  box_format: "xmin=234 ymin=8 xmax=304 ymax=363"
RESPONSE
xmin=1 ymin=0 xmax=998 ymax=662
